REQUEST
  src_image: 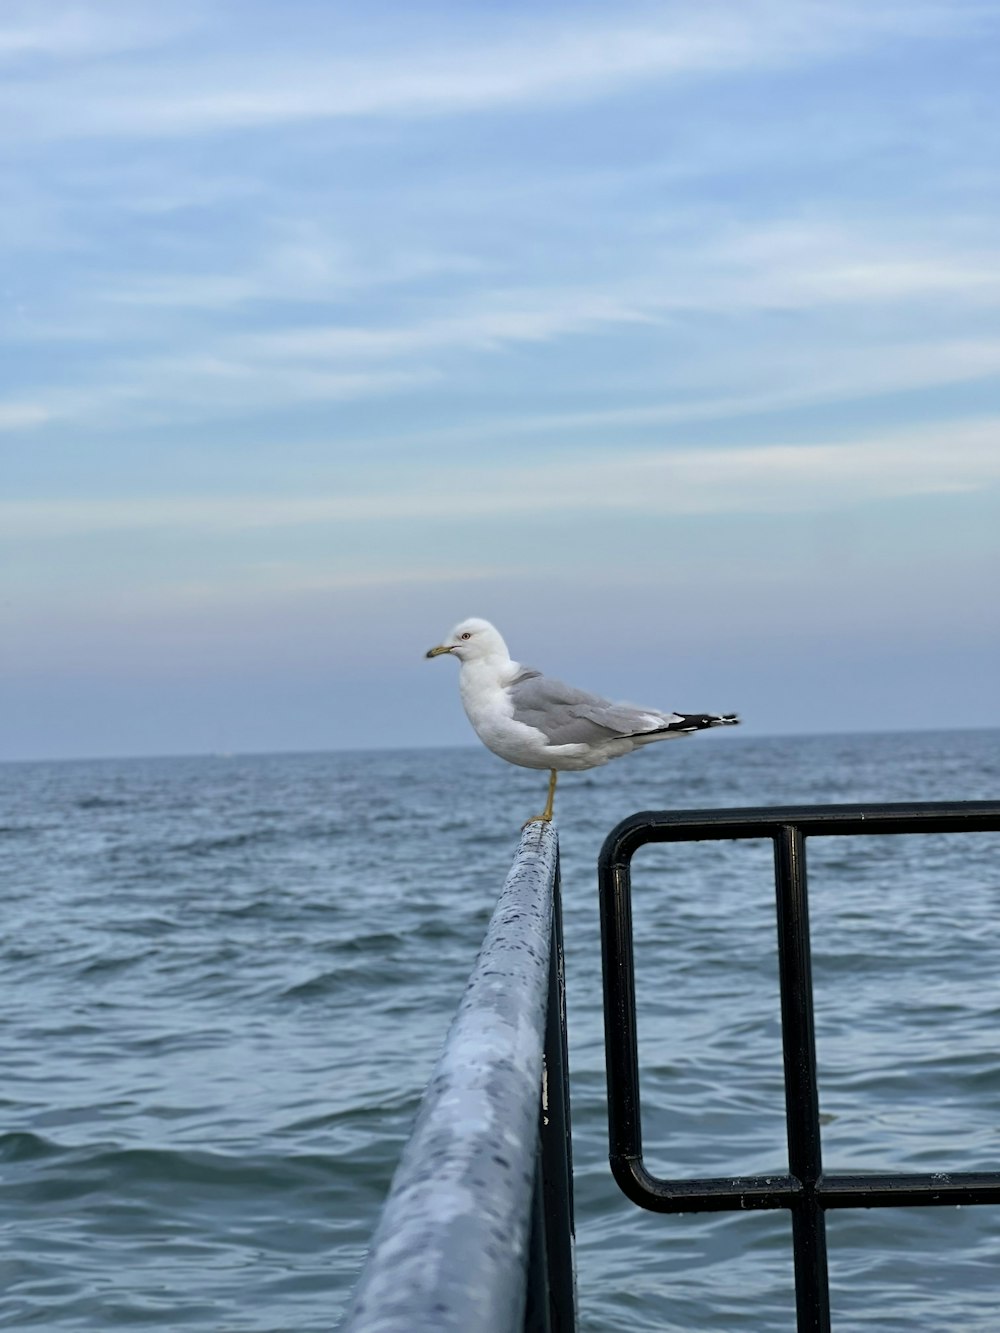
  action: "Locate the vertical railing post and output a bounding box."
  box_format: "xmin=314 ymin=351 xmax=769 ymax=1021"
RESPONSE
xmin=774 ymin=825 xmax=830 ymax=1333
xmin=599 ymin=853 xmax=643 ymax=1187
xmin=539 ymin=858 xmax=577 ymax=1331
xmin=524 ymin=852 xmax=577 ymax=1333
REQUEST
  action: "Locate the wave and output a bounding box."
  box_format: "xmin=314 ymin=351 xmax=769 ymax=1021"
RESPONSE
xmin=0 ymin=1130 xmax=62 ymax=1162
xmin=1 ymin=1133 xmax=347 ymax=1193
xmin=168 ymin=829 xmax=283 ymax=856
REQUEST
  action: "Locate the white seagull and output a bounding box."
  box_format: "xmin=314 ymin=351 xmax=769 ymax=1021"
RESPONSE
xmin=426 ymin=617 xmax=739 ymax=824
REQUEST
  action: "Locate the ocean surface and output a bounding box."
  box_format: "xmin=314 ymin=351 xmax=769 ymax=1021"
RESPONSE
xmin=3 ymin=729 xmax=999 ymax=1331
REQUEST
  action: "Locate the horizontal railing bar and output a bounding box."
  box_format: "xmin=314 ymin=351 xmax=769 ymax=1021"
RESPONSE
xmin=610 ymin=1156 xmax=803 ymax=1212
xmin=818 ymin=1171 xmax=1000 ymax=1208
xmin=341 ymin=823 xmax=559 ymax=1333
xmin=600 ymin=801 xmax=1000 ymax=866
xmin=609 ymin=1160 xmax=1000 ymax=1213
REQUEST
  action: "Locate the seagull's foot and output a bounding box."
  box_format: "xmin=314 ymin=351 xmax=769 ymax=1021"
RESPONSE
xmin=521 ymin=812 xmax=553 ymax=829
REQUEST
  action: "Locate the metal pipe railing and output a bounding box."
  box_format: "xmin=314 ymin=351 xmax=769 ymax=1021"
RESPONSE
xmin=598 ymin=799 xmax=1000 ymax=1333
xmin=340 ymin=822 xmax=574 ymax=1333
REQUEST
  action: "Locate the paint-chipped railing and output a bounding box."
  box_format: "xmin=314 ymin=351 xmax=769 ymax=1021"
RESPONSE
xmin=340 ymin=821 xmax=576 ymax=1333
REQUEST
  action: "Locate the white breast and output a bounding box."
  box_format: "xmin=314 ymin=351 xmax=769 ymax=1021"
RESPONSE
xmin=458 ymin=659 xmax=554 ymax=769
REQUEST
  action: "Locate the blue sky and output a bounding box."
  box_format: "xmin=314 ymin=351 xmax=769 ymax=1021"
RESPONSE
xmin=3 ymin=0 xmax=999 ymax=760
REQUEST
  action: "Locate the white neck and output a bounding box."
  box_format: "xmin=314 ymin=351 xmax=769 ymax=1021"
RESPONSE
xmin=460 ymin=648 xmax=515 ymax=678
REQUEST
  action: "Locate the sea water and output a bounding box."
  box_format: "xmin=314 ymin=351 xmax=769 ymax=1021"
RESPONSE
xmin=2 ymin=730 xmax=999 ymax=1330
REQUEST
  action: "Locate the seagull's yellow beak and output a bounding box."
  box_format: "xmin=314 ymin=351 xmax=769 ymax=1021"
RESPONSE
xmin=425 ymin=644 xmax=453 ymax=658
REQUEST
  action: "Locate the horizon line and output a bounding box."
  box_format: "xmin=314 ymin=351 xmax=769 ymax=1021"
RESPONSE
xmin=2 ymin=722 xmax=997 ymax=767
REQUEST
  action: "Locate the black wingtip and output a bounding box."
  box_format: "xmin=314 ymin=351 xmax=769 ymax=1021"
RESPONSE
xmin=665 ymin=712 xmax=741 ymax=733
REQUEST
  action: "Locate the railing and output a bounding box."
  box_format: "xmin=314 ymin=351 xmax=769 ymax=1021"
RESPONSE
xmin=340 ymin=821 xmax=576 ymax=1333
xmin=598 ymin=800 xmax=1000 ymax=1333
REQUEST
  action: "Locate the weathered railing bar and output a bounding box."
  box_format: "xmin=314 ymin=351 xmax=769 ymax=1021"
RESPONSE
xmin=341 ymin=822 xmax=562 ymax=1333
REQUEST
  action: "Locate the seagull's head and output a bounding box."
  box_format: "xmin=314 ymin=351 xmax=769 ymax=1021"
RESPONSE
xmin=425 ymin=617 xmax=508 ymax=664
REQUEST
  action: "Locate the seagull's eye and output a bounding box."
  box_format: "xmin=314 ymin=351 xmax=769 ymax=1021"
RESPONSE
xmin=460 ymin=632 xmax=472 ymax=640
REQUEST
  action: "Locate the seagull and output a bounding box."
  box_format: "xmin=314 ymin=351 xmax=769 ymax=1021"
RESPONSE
xmin=426 ymin=617 xmax=739 ymax=824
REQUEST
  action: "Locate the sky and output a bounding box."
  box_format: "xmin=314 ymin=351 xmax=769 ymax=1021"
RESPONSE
xmin=2 ymin=0 xmax=999 ymax=761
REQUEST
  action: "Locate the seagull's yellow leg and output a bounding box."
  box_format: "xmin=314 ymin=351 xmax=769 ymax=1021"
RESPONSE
xmin=523 ymin=769 xmax=558 ymax=827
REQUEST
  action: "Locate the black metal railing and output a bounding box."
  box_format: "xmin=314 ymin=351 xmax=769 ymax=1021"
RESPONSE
xmin=597 ymin=800 xmax=1000 ymax=1332
xmin=340 ymin=822 xmax=576 ymax=1333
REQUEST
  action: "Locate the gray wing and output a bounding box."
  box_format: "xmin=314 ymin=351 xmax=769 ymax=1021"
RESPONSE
xmin=507 ymin=666 xmax=666 ymax=747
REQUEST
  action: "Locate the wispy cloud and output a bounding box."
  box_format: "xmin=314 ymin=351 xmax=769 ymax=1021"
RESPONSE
xmin=240 ymin=295 xmax=654 ymax=361
xmin=0 ymin=400 xmax=53 ymax=430
xmin=456 ymin=337 xmax=1000 ymax=442
xmin=83 ymin=219 xmax=1000 ymax=330
xmin=2 ymin=1 xmax=987 ymax=140
xmin=5 ymin=417 xmax=996 ymax=539
xmin=0 ymin=360 xmax=438 ymax=433
xmin=9 ymin=225 xmax=999 ymax=433
xmin=699 ymin=222 xmax=1000 ymax=309
xmin=4 ymin=562 xmax=506 ymax=624
xmin=0 ymin=4 xmax=193 ymax=63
